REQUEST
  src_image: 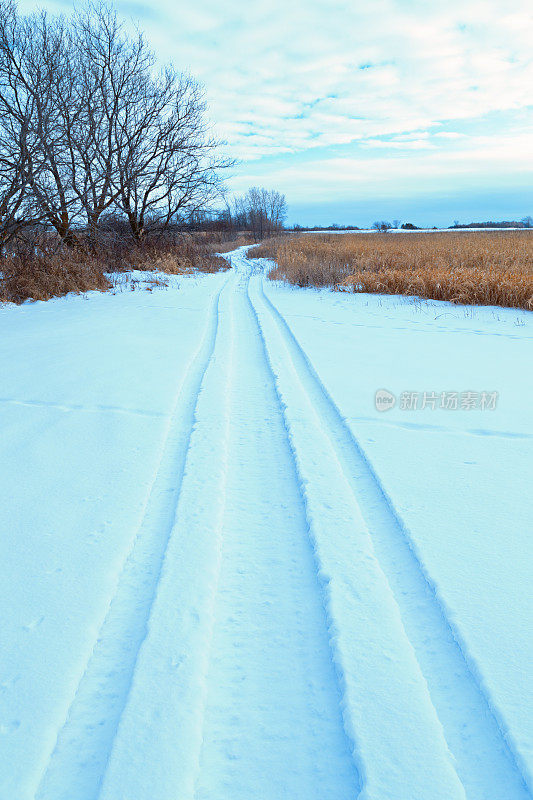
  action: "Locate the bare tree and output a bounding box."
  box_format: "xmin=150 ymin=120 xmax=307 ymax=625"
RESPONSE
xmin=113 ymin=70 xmax=232 ymax=241
xmin=0 ymin=2 xmax=31 ymax=245
xmin=371 ymin=220 xmax=392 ymax=233
xmin=265 ymin=188 xmax=287 ymax=231
xmin=0 ymin=1 xmax=232 ymax=247
xmin=234 ymin=187 xmax=287 ymax=240
xmin=17 ymin=11 xmax=82 ymax=243
xmin=0 ymin=2 xmax=69 ymax=243
xmin=0 ymin=118 xmax=29 ymax=246
xmin=62 ymin=5 xmax=160 ymax=242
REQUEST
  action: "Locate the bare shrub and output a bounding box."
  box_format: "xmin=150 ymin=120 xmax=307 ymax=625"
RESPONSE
xmin=121 ymin=234 xmax=230 ymax=274
xmin=0 ymin=225 xmax=237 ymax=303
xmin=206 ymin=231 xmax=255 ymax=253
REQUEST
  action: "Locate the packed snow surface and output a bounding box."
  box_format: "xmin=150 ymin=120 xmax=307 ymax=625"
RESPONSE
xmin=0 ymin=248 xmax=531 ymax=800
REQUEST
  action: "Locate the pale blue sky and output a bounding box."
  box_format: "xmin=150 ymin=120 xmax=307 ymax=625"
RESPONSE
xmin=20 ymin=0 xmax=533 ymax=226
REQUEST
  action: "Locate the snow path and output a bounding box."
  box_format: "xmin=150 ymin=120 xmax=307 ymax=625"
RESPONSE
xmin=194 ymin=265 xmax=359 ymax=799
xmin=1 ymin=248 xmax=531 ymax=800
xmin=95 ymin=264 xmax=359 ymax=800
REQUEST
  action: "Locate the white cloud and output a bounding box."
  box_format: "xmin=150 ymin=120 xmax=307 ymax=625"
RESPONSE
xmin=18 ymin=0 xmax=533 ymax=206
xmin=230 ymin=130 xmax=533 ymax=203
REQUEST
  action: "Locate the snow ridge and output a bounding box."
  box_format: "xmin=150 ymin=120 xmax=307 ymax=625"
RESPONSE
xmin=36 ymin=276 xmax=229 ymax=800
xmin=246 ymin=253 xmax=531 ymax=800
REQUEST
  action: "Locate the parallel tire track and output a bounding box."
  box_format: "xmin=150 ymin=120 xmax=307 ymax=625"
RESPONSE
xmin=98 ymin=273 xmax=236 ymax=800
xmin=248 ymin=261 xmax=531 ymax=800
xmin=238 ymin=266 xmax=363 ymax=772
xmin=36 ymin=276 xmax=229 ymax=800
xmin=241 ymin=260 xmax=465 ymax=800
xmin=192 ymin=262 xmax=360 ymax=799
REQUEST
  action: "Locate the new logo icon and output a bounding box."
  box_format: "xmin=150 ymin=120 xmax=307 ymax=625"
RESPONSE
xmin=375 ymin=389 xmax=396 ymax=412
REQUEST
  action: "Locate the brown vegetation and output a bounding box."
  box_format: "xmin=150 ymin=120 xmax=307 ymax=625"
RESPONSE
xmin=200 ymin=231 xmax=255 ymax=255
xmin=0 ymin=230 xmax=235 ymax=304
xmin=0 ymin=245 xmax=110 ymax=304
xmin=250 ymin=231 xmax=533 ymax=310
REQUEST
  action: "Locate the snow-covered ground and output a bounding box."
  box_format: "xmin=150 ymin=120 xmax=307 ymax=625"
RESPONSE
xmin=0 ymin=248 xmax=531 ymax=800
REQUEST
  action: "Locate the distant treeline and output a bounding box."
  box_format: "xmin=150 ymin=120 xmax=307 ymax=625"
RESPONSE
xmin=284 ymin=217 xmax=533 ymax=232
xmin=292 ymin=224 xmax=361 ymax=231
xmin=449 ymin=219 xmax=533 ymax=229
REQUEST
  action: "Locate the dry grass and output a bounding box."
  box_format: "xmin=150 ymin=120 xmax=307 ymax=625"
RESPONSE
xmin=250 ymin=231 xmax=533 ymax=310
xmin=200 ymin=231 xmax=255 ymax=254
xmin=125 ymin=235 xmax=230 ymax=275
xmin=0 ymin=247 xmax=110 ymax=303
xmin=0 ymin=229 xmax=240 ymax=304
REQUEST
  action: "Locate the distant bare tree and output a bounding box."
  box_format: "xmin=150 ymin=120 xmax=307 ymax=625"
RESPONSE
xmin=265 ymin=187 xmax=287 ymax=230
xmin=521 ymin=216 xmax=533 ymax=229
xmin=245 ymin=187 xmax=266 ymax=240
xmin=235 ymin=187 xmax=287 ymax=240
xmin=232 ymin=194 xmax=248 ymax=229
xmin=372 ymin=220 xmax=392 ymax=233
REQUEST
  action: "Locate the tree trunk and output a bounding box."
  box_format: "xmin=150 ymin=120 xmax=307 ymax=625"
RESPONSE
xmin=52 ymin=212 xmax=76 ymax=247
xmin=127 ymin=211 xmax=144 ymax=242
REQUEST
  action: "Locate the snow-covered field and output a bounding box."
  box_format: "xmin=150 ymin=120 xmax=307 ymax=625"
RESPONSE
xmin=0 ymin=248 xmax=531 ymax=800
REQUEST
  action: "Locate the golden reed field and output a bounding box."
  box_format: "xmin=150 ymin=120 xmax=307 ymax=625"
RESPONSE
xmin=250 ymin=231 xmax=533 ymax=310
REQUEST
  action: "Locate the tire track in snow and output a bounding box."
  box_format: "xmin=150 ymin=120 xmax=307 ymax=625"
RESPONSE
xmin=235 ymin=259 xmax=365 ymax=785
xmin=191 ymin=260 xmax=359 ymax=800
xmin=244 ymin=259 xmax=461 ymax=800
xmin=36 ymin=275 xmax=230 ymax=800
xmin=97 ymin=273 xmax=235 ymax=799
xmin=250 ymin=261 xmax=531 ymax=800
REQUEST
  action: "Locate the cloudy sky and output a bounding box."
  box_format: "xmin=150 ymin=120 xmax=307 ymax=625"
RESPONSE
xmin=20 ymin=0 xmax=533 ymax=226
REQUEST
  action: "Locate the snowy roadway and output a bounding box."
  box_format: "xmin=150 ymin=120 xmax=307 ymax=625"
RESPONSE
xmin=0 ymin=248 xmax=532 ymax=800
